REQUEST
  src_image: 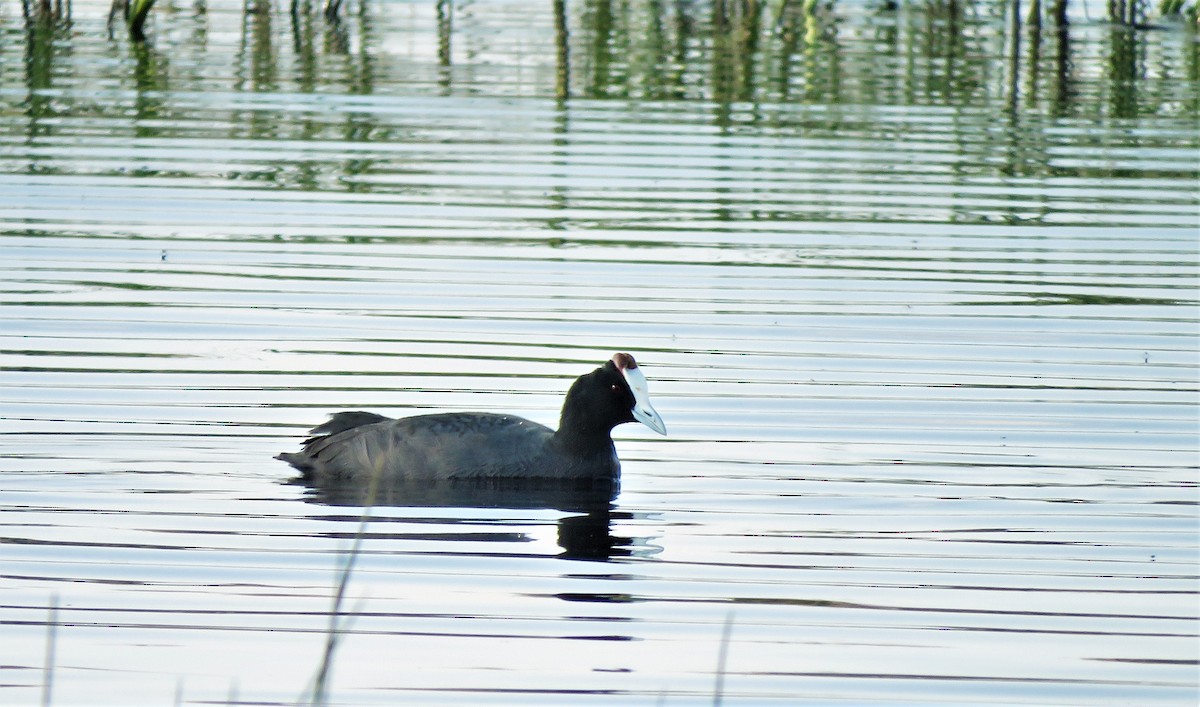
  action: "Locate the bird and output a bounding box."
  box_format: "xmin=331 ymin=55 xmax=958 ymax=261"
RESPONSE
xmin=276 ymin=353 xmax=666 ymax=485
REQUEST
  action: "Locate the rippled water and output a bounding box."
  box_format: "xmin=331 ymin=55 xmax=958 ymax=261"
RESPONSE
xmin=2 ymin=0 xmax=1198 ymax=704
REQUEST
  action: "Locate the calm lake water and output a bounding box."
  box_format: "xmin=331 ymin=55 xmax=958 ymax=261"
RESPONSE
xmin=2 ymin=0 xmax=1198 ymax=704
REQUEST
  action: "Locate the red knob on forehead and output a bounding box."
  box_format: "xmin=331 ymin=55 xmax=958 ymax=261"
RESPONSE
xmin=612 ymin=352 xmax=638 ymax=370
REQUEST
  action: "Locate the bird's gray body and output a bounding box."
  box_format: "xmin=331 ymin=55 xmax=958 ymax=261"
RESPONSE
xmin=277 ymin=411 xmax=619 ymax=483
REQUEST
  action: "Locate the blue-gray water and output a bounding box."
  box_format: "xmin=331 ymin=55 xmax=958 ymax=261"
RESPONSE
xmin=1 ymin=0 xmax=1198 ymax=704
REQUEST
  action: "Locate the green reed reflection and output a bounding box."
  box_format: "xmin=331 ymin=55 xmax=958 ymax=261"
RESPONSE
xmin=5 ymin=0 xmax=1196 ymax=209
xmin=7 ymin=4 xmax=1192 ymax=117
xmin=16 ymin=0 xmax=1199 ymax=58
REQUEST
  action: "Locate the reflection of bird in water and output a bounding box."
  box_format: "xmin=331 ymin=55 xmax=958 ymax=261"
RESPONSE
xmin=298 ymin=476 xmax=643 ymax=561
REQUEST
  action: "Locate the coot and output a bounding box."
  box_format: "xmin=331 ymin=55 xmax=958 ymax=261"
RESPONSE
xmin=276 ymin=353 xmax=666 ymax=483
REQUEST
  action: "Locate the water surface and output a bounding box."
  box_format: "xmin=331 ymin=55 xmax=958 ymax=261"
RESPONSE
xmin=1 ymin=0 xmax=1198 ymax=704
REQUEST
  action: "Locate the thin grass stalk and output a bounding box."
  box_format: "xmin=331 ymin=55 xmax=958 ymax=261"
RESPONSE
xmin=41 ymin=595 xmax=59 ymax=707
xmin=712 ymin=610 xmax=734 ymax=707
xmin=304 ymin=455 xmax=385 ymax=706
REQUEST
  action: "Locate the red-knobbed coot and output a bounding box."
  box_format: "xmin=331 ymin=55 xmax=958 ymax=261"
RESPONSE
xmin=276 ymin=353 xmax=667 ymax=482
